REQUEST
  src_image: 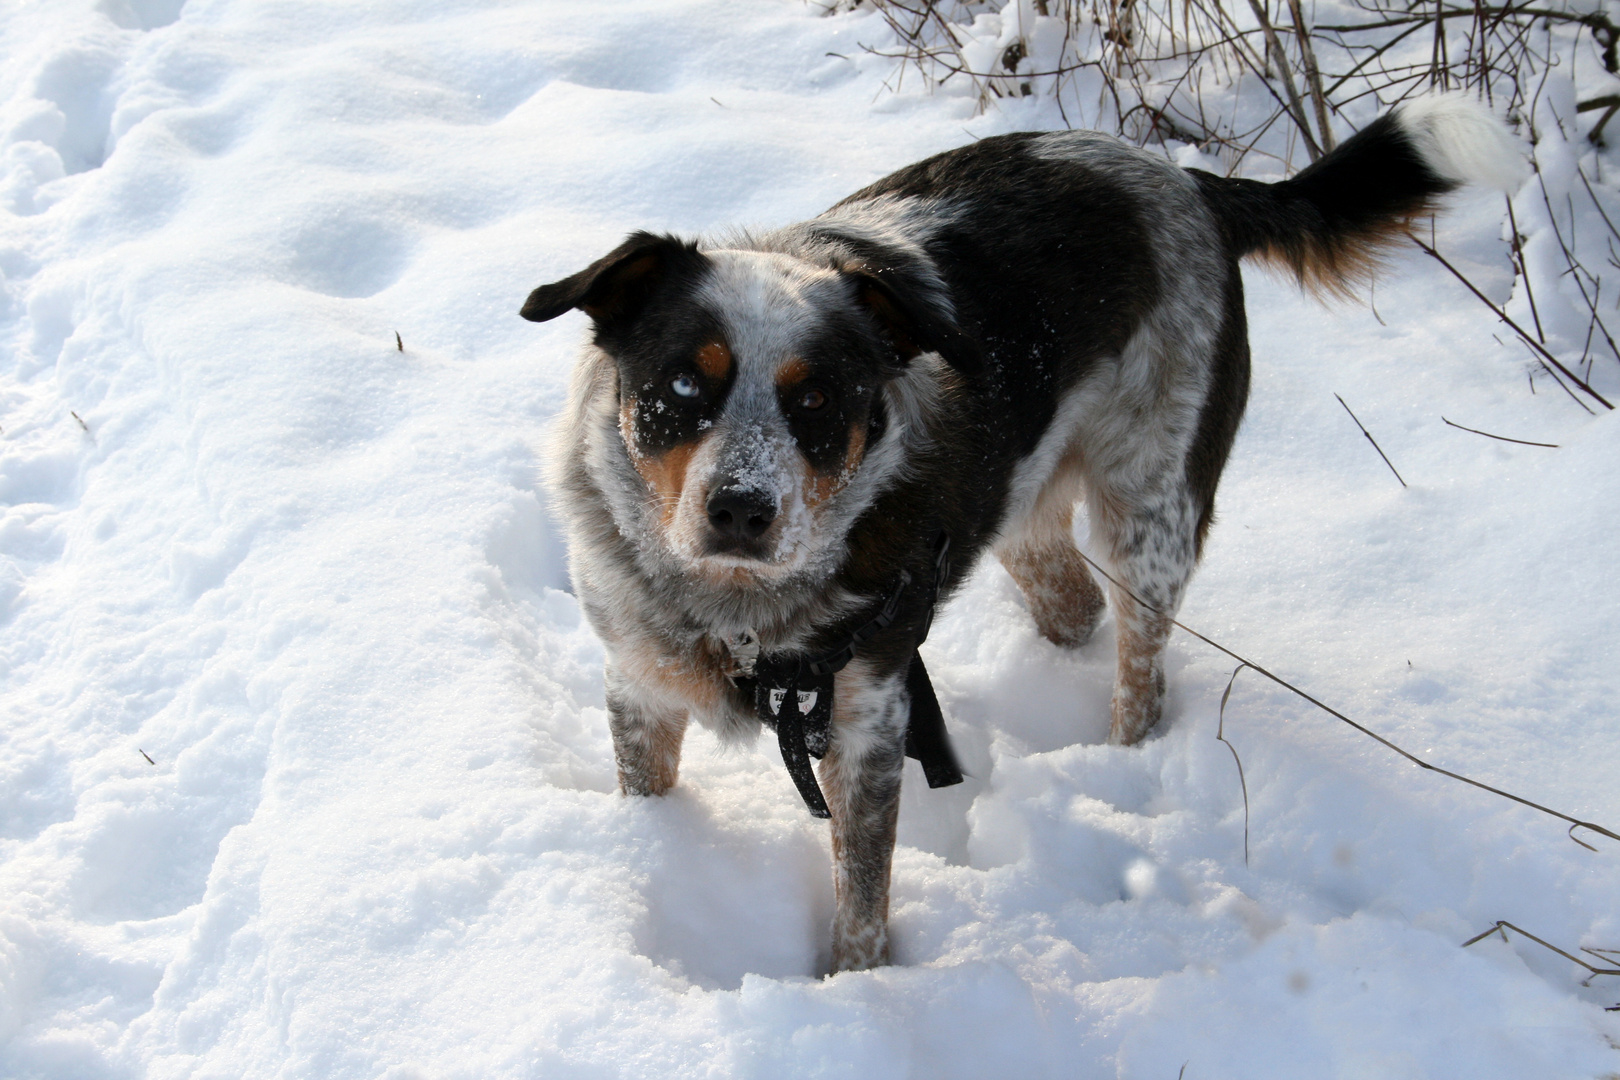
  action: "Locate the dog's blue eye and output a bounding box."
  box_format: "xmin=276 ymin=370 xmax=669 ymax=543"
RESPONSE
xmin=669 ymin=374 xmax=701 ymax=399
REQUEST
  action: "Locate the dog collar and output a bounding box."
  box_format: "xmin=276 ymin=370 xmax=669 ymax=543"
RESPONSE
xmin=735 ymin=532 xmax=964 ymax=817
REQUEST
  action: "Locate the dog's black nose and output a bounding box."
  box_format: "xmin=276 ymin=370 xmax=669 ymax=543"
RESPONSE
xmin=707 ymin=486 xmax=776 ymax=540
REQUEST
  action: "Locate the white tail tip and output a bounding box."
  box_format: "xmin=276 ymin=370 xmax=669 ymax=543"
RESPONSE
xmin=1395 ymin=92 xmax=1528 ymax=193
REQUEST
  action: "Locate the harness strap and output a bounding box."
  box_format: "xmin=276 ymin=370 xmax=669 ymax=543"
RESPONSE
xmin=904 ymin=653 xmax=964 ymax=789
xmin=748 ymin=532 xmax=963 ymax=816
xmin=771 ymin=666 xmax=831 ymax=818
xmin=806 ymin=569 xmax=911 ymax=677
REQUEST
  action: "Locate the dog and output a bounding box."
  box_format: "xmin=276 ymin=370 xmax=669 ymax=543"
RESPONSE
xmin=522 ymin=94 xmax=1521 ymax=973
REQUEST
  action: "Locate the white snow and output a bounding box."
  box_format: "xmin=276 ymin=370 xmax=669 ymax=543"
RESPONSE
xmin=1 ymin=1 xmax=1618 ymax=1077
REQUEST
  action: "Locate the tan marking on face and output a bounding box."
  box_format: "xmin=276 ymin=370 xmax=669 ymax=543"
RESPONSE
xmin=844 ymin=420 xmax=867 ymax=475
xmin=620 ymin=396 xmax=702 ymax=525
xmin=802 ymin=420 xmax=868 ymax=509
xmin=696 ymin=340 xmax=732 ymax=381
xmin=774 ymin=356 xmax=810 ymax=387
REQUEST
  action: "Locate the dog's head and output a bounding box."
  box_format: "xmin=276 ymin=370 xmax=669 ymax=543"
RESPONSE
xmin=524 ymin=231 xmax=977 ymax=583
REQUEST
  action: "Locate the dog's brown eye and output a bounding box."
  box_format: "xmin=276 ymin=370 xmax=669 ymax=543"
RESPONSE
xmin=669 ymin=373 xmax=701 ymax=400
xmin=795 ymin=388 xmax=828 ymax=413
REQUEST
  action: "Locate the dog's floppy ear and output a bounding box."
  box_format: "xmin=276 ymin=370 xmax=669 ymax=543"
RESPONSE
xmin=847 ymin=267 xmax=981 ymax=378
xmin=521 ymin=231 xmax=703 ymax=325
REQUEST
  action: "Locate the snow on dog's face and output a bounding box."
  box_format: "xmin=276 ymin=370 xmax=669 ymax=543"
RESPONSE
xmin=523 ymin=232 xmax=975 ymax=581
xmin=615 ymin=250 xmax=881 ymax=572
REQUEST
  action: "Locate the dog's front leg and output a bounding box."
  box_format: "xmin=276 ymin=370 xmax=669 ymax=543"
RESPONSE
xmin=604 ymin=661 xmax=688 ymax=797
xmin=819 ymin=663 xmax=908 ymax=973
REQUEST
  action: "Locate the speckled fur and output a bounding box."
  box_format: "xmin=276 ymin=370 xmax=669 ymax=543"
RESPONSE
xmin=524 ymin=99 xmax=1516 ymax=974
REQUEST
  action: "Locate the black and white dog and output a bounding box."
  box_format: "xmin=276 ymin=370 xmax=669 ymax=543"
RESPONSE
xmin=523 ymin=95 xmax=1520 ymax=973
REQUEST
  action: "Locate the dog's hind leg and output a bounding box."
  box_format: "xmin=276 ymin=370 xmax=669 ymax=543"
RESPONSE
xmin=1085 ymin=259 xmax=1246 ymax=745
xmin=1088 ymin=481 xmax=1202 ymax=746
xmin=819 ymin=661 xmax=908 ymax=972
xmin=997 ymin=461 xmax=1106 ymax=649
xmin=605 ymin=663 xmax=688 ymax=797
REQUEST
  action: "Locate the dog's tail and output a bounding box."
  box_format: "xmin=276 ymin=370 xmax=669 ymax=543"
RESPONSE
xmin=1191 ymin=93 xmax=1525 ymax=298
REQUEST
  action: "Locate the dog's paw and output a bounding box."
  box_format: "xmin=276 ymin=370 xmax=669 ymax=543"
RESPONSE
xmin=1001 ymin=544 xmax=1106 ymax=650
xmin=1032 ymin=594 xmax=1106 ymax=649
xmin=1107 ymin=666 xmax=1166 ymax=746
xmin=829 ymin=920 xmax=890 ymax=974
xmin=617 ymin=776 xmax=676 ymax=798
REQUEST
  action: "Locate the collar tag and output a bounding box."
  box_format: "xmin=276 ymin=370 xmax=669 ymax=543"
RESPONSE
xmin=724 ymin=628 xmax=760 ymax=678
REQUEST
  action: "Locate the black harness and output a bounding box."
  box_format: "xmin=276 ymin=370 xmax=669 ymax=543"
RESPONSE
xmin=736 ymin=533 xmax=964 ymax=818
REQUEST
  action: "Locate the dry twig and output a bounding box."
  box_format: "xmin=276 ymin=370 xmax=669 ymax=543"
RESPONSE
xmin=1412 ymin=236 xmax=1614 ymax=411
xmin=1217 ymin=663 xmax=1252 ymax=865
xmin=1075 ymin=550 xmax=1620 ymax=852
xmin=1335 ymin=393 xmax=1408 ymax=487
xmin=1463 ymin=921 xmax=1620 ymax=985
xmin=1441 ymin=416 xmax=1559 ymax=446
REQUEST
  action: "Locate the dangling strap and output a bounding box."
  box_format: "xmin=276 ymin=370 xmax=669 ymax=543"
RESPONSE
xmin=904 ymin=532 xmax=964 ymax=789
xmin=774 ymin=692 xmax=831 ymax=818
xmin=904 ymin=652 xmax=964 ymax=789
xmin=753 ymin=655 xmax=834 ymax=818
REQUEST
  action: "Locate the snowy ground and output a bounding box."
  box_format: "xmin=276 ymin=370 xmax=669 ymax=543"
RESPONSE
xmin=2 ymin=1 xmax=1618 ymax=1077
